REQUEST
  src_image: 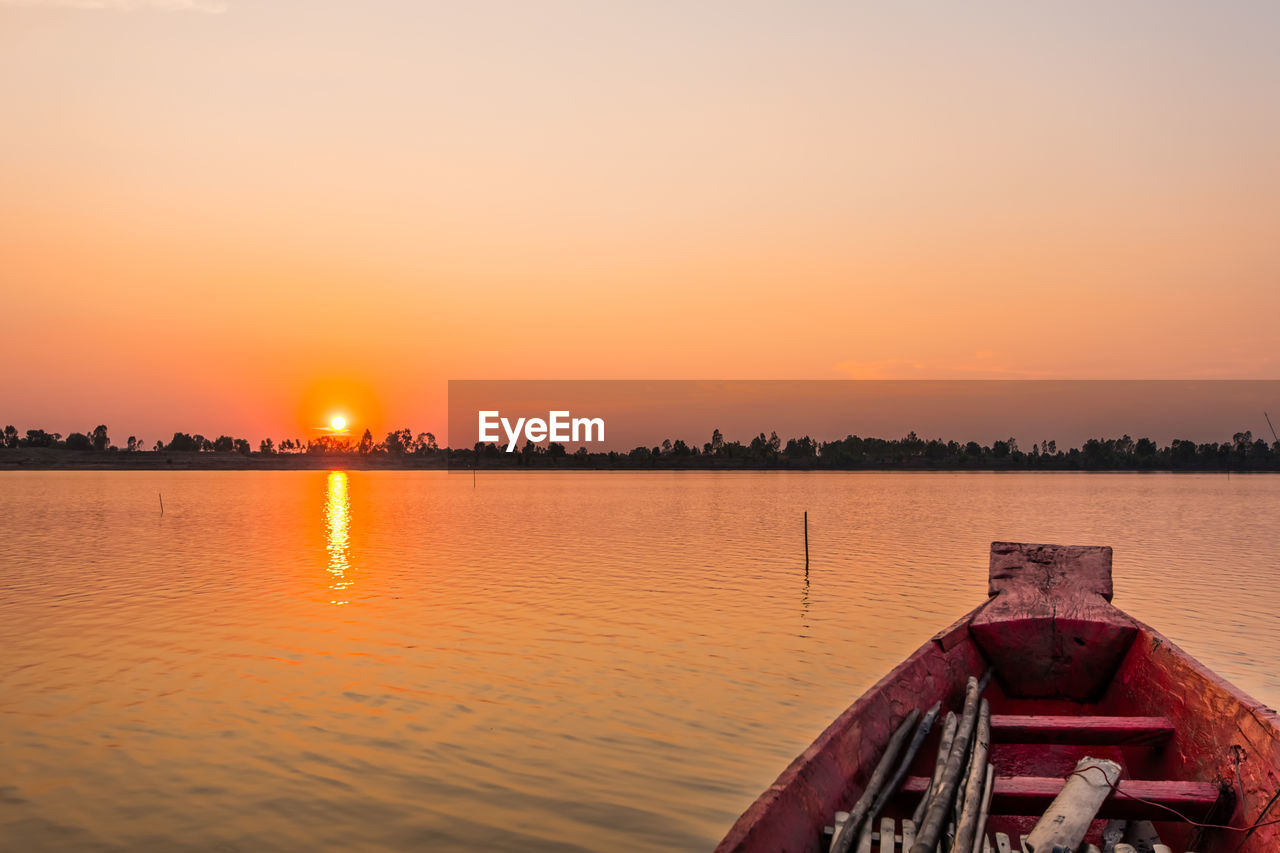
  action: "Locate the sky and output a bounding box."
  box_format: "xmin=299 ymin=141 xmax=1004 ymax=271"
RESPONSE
xmin=2 ymin=2 xmax=1279 ymax=445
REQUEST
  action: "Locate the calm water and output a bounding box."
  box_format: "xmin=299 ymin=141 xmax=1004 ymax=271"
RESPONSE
xmin=2 ymin=472 xmax=1278 ymax=851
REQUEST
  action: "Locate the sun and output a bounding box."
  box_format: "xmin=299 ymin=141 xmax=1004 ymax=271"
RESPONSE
xmin=330 ymin=415 xmax=348 ymax=431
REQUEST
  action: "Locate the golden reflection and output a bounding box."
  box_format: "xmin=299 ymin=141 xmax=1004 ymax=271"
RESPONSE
xmin=325 ymin=471 xmax=353 ymax=605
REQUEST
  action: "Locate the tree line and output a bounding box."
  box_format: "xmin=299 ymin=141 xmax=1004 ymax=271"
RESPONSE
xmin=2 ymin=425 xmax=439 ymax=458
xmin=6 ymin=423 xmax=1279 ymax=470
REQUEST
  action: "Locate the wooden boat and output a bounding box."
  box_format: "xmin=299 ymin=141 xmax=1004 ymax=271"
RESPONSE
xmin=717 ymin=542 xmax=1280 ymax=852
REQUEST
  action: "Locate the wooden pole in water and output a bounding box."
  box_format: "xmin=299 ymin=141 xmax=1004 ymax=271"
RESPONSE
xmin=804 ymin=511 xmax=809 ymax=569
xmin=158 ymin=492 xmax=164 ymax=514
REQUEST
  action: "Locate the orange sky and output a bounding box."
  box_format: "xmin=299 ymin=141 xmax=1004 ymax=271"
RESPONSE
xmin=2 ymin=2 xmax=1278 ymax=444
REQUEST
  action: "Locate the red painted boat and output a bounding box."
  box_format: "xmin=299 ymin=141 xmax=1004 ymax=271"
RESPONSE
xmin=717 ymin=542 xmax=1280 ymax=852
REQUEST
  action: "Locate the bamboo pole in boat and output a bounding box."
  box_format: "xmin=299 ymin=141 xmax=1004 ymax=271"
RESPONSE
xmin=1101 ymin=819 xmax=1126 ymax=853
xmin=832 ymin=708 xmax=921 ymax=853
xmin=872 ymin=701 xmax=941 ymax=818
xmin=953 ymin=700 xmax=992 ymax=853
xmin=1024 ymin=757 xmax=1122 ymax=853
xmin=912 ymin=711 xmax=958 ymax=825
xmin=855 ymin=703 xmax=941 ymax=852
xmin=1121 ymin=820 xmax=1161 ymax=853
xmin=973 ymin=762 xmax=994 ymax=853
xmin=910 ymin=676 xmax=982 ymax=853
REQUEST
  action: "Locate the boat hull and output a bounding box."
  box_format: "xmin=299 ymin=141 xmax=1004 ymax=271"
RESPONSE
xmin=717 ymin=544 xmax=1280 ymax=853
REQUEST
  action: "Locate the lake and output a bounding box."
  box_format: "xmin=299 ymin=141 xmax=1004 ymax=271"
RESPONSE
xmin=1 ymin=471 xmax=1277 ymax=851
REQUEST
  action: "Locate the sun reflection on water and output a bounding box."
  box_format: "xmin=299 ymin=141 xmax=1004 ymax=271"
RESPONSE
xmin=324 ymin=471 xmax=353 ymax=605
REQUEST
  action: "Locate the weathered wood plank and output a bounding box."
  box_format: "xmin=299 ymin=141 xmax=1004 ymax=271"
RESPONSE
xmin=989 ymin=715 xmax=1173 ymax=745
xmin=994 ymin=832 xmax=1011 ymax=853
xmin=878 ymin=818 xmax=893 ymax=853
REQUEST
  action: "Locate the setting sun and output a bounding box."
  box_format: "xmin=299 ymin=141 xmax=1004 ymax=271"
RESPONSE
xmin=330 ymin=415 xmax=347 ymax=431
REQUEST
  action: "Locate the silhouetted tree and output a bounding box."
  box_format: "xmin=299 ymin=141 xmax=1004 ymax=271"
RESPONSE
xmin=91 ymin=425 xmax=110 ymax=451
xmin=3 ymin=425 xmax=17 ymax=448
xmin=383 ymin=428 xmax=413 ymax=455
xmin=358 ymin=429 xmax=374 ymax=455
xmin=233 ymin=438 xmax=251 ymax=455
xmin=259 ymin=438 xmax=275 ymax=454
xmin=24 ymin=429 xmax=59 ymax=447
xmin=65 ymin=432 xmax=92 ymax=450
xmin=126 ymin=436 xmax=138 ymax=452
xmin=213 ymin=435 xmax=234 ymax=452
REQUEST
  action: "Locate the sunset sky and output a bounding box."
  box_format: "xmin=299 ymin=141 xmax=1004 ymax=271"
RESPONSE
xmin=3 ymin=2 xmax=1278 ymax=443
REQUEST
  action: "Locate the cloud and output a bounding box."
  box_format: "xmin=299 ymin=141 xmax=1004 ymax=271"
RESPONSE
xmin=0 ymin=0 xmax=226 ymax=12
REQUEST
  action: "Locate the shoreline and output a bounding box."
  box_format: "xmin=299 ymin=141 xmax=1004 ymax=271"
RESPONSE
xmin=3 ymin=449 xmax=1277 ymax=473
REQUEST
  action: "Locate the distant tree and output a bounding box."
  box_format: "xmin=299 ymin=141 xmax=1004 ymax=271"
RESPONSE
xmin=65 ymin=432 xmax=92 ymax=450
xmin=153 ymin=440 xmax=164 ymax=451
xmin=91 ymin=424 xmax=110 ymax=451
xmin=233 ymin=438 xmax=251 ymax=455
xmin=414 ymin=432 xmax=438 ymax=455
xmin=671 ymin=439 xmax=692 ymax=456
xmin=280 ymin=438 xmax=294 ymax=452
xmin=259 ymin=438 xmax=275 ymax=454
xmin=661 ymin=438 xmax=673 ymax=455
xmin=3 ymin=425 xmax=17 ymax=448
xmin=783 ymin=436 xmax=816 ymax=458
xmin=358 ymin=429 xmax=374 ymax=455
xmin=213 ymin=435 xmax=234 ymax=452
xmin=383 ymin=428 xmax=413 ymax=455
xmin=126 ymin=436 xmax=138 ymax=452
xmin=167 ymin=432 xmax=198 ymax=452
xmin=710 ymin=428 xmax=724 ymax=454
xmin=547 ymin=442 xmax=567 ymax=458
xmin=23 ymin=429 xmax=58 ymax=448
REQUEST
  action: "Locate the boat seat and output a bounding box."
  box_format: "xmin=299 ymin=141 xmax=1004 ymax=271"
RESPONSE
xmin=898 ymin=775 xmax=1222 ymax=821
xmin=989 ymin=715 xmax=1174 ymax=746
